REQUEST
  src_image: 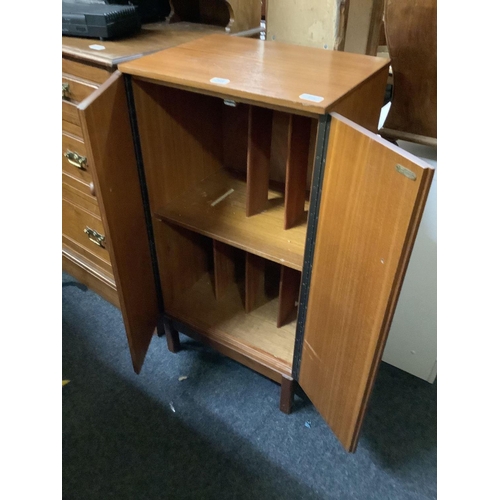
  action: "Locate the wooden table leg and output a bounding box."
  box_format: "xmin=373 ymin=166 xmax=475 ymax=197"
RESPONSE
xmin=279 ymin=375 xmax=296 ymax=414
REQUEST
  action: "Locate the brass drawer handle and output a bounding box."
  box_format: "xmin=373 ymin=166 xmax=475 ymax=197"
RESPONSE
xmin=62 ymin=82 xmax=70 ymax=98
xmin=84 ymin=227 xmax=106 ymax=248
xmin=65 ymin=150 xmax=87 ymax=170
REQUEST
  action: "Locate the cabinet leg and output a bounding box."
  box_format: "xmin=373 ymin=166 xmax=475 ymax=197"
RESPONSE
xmin=164 ymin=318 xmax=181 ymax=353
xmin=279 ymin=375 xmax=296 ymax=414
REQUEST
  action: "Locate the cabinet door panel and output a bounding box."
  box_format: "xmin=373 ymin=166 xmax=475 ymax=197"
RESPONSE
xmin=299 ymin=114 xmax=434 ymax=451
xmin=78 ymin=71 xmax=158 ymax=374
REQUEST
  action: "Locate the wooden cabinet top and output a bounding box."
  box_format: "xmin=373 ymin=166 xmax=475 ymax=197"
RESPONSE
xmin=62 ymin=21 xmax=224 ymax=68
xmin=118 ymin=34 xmax=390 ymax=116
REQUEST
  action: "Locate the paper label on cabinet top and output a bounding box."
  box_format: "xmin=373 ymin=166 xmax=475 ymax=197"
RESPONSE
xmin=210 ymin=77 xmax=230 ymax=85
xmin=299 ymin=93 xmax=324 ymax=103
xmin=89 ymin=44 xmax=106 ymax=51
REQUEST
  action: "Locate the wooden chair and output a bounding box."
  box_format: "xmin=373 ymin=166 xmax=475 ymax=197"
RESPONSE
xmin=379 ymin=0 xmax=437 ymax=146
xmin=169 ymin=0 xmax=262 ymax=35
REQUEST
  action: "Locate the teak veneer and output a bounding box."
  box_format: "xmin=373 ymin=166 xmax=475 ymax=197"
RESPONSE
xmin=120 ymin=34 xmax=390 ymax=116
xmin=76 ymin=35 xmax=434 ymax=452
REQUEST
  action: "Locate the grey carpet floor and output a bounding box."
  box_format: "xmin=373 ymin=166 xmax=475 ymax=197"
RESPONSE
xmin=62 ymin=272 xmax=436 ymax=499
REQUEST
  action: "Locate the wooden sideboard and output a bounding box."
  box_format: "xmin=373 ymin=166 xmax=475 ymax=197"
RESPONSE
xmin=75 ymin=35 xmax=434 ymax=452
xmin=62 ymin=21 xmax=251 ymax=307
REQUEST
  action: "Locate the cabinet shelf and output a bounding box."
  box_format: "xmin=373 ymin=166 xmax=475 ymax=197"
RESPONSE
xmin=168 ymin=273 xmax=296 ymax=375
xmin=155 ymin=168 xmax=308 ymax=271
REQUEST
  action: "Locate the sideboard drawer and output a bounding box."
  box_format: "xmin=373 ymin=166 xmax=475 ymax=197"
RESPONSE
xmin=62 ymin=133 xmax=93 ymax=187
xmin=62 ymin=101 xmax=81 ymax=127
xmin=62 ymin=77 xmax=98 ymax=128
xmin=62 ymin=58 xmax=111 ymax=85
xmin=62 ymin=118 xmax=83 ymax=139
xmin=62 ymin=76 xmax=98 ymax=103
xmin=62 ymin=198 xmax=111 ymax=270
xmin=63 ymin=176 xmax=100 ymax=216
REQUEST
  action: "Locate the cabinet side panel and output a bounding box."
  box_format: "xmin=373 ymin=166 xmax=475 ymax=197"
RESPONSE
xmin=329 ymin=67 xmax=388 ymax=133
xmin=299 ymin=115 xmax=433 ymax=451
xmin=78 ymin=72 xmax=159 ymax=374
xmin=153 ymin=219 xmax=213 ymax=309
xmin=131 ymin=80 xmax=224 ymax=213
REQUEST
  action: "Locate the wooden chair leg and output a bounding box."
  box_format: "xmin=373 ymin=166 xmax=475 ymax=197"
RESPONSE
xmin=279 ymin=375 xmax=296 ymax=414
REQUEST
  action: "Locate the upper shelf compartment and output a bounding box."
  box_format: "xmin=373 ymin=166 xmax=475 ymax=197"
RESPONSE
xmin=118 ymin=34 xmax=391 ymax=117
xmin=132 ymin=78 xmax=312 ymax=271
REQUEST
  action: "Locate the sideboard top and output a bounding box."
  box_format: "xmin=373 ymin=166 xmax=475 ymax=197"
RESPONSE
xmin=118 ymin=34 xmax=390 ymax=115
xmin=62 ymin=22 xmax=224 ymax=68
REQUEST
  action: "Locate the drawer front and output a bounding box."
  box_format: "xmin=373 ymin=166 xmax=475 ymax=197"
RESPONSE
xmin=62 ymin=118 xmax=83 ymax=139
xmin=62 ymin=77 xmax=98 ymax=127
xmin=63 ymin=175 xmax=99 ymax=215
xmin=62 ymin=198 xmax=111 ymax=271
xmin=62 ymin=58 xmax=111 ymax=85
xmin=62 ymin=76 xmax=98 ymax=104
xmin=62 ymin=133 xmax=93 ymax=186
xmin=62 ymin=100 xmax=81 ymax=127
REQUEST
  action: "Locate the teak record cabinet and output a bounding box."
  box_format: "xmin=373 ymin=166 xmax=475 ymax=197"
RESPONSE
xmin=77 ymin=35 xmax=434 ymax=452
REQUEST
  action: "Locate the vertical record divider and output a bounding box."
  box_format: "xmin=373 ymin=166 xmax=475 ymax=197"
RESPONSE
xmin=246 ymin=106 xmax=273 ymax=216
xmin=213 ymin=240 xmax=236 ymax=300
xmin=245 ymin=252 xmax=266 ymax=313
xmin=284 ymin=114 xmax=311 ymax=229
xmin=277 ymin=266 xmax=302 ymax=328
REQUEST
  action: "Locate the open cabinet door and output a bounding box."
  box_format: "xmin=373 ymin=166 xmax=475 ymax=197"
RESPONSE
xmin=299 ymin=113 xmax=434 ymax=452
xmin=78 ymin=71 xmax=158 ymax=374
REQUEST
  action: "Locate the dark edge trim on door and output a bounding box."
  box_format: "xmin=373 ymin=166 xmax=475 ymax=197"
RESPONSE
xmin=292 ymin=114 xmax=332 ymax=380
xmin=124 ymin=75 xmax=165 ymax=333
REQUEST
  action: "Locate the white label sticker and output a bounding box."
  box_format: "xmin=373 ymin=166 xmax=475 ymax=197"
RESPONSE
xmin=299 ymin=93 xmax=324 ymax=103
xmin=89 ymin=44 xmax=106 ymax=51
xmin=210 ymin=77 xmax=230 ymax=85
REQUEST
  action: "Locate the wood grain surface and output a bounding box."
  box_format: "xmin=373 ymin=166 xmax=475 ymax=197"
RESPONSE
xmin=154 ymin=168 xmax=308 ymax=271
xmin=168 ymin=273 xmax=295 ymax=375
xmin=213 ymin=240 xmax=239 ymax=300
xmin=245 ymin=253 xmax=266 ymax=313
xmin=62 ymin=58 xmax=111 ymax=83
xmin=62 ymin=119 xmax=83 ymax=139
xmin=331 ymin=67 xmax=388 ymax=132
xmin=132 ymin=80 xmax=223 ymax=213
xmin=62 ymin=198 xmax=111 ymax=270
xmin=62 ymin=101 xmax=81 ymax=128
xmin=284 ymin=114 xmax=311 ymax=229
xmin=78 ymin=71 xmax=159 ymax=374
xmin=119 ymin=34 xmax=390 ymax=115
xmin=277 ymin=266 xmax=301 ymax=328
xmin=381 ymin=0 xmax=437 ymax=140
xmin=63 ymin=22 xmax=224 ymax=67
xmin=63 ymin=245 xmax=119 ymax=309
xmin=171 ymin=0 xmax=262 ymax=34
xmin=62 ymin=133 xmax=92 ymax=187
xmin=154 ymin=221 xmax=213 ymax=309
xmin=247 ymin=106 xmax=273 ymax=216
xmin=62 ymin=76 xmax=98 ymax=103
xmin=299 ymin=114 xmax=434 ymax=452
xmin=62 ymin=177 xmax=99 ymax=216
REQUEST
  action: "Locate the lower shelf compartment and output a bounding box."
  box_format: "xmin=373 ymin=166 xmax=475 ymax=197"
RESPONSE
xmin=167 ymin=273 xmax=296 ymax=376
